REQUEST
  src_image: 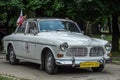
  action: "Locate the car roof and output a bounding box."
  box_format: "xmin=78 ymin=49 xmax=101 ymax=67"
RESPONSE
xmin=27 ymin=18 xmax=74 ymax=22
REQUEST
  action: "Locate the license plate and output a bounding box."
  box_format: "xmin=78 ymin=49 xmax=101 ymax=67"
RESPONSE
xmin=80 ymin=62 xmax=100 ymax=68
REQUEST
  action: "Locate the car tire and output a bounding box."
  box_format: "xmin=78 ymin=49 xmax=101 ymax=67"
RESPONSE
xmin=8 ymin=45 xmax=19 ymax=65
xmin=45 ymin=50 xmax=58 ymax=74
xmin=91 ymin=65 xmax=104 ymax=72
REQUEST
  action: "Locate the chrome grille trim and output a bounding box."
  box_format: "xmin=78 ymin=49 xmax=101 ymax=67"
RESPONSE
xmin=90 ymin=47 xmax=104 ymax=56
xmin=66 ymin=47 xmax=88 ymax=57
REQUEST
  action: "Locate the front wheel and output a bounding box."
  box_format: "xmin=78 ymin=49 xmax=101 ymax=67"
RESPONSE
xmin=8 ymin=45 xmax=19 ymax=65
xmin=45 ymin=50 xmax=58 ymax=74
xmin=91 ymin=65 xmax=104 ymax=72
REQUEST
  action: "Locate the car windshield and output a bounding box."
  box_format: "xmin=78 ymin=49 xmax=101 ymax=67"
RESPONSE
xmin=39 ymin=20 xmax=81 ymax=33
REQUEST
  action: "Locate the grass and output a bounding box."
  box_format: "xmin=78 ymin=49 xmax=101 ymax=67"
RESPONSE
xmin=92 ymin=34 xmax=112 ymax=41
xmin=112 ymin=52 xmax=120 ymax=57
xmin=0 ymin=74 xmax=30 ymax=80
xmin=0 ymin=75 xmax=13 ymax=80
xmin=114 ymin=58 xmax=120 ymax=61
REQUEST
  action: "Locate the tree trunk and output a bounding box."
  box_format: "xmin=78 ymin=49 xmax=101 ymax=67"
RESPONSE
xmin=107 ymin=16 xmax=112 ymax=34
xmin=86 ymin=21 xmax=92 ymax=36
xmin=92 ymin=23 xmax=101 ymax=34
xmin=5 ymin=11 xmax=11 ymax=34
xmin=112 ymin=14 xmax=119 ymax=51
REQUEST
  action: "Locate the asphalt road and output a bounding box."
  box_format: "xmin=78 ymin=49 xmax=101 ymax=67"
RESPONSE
xmin=0 ymin=54 xmax=120 ymax=80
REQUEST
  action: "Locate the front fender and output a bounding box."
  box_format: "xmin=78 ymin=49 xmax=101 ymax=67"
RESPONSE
xmin=4 ymin=41 xmax=15 ymax=54
xmin=4 ymin=41 xmax=15 ymax=60
xmin=41 ymin=45 xmax=57 ymax=58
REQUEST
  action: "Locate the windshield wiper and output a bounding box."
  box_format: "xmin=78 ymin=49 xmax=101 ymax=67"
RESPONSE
xmin=56 ymin=29 xmax=66 ymax=31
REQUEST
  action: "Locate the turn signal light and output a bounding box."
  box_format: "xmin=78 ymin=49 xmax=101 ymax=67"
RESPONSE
xmin=108 ymin=53 xmax=112 ymax=57
xmin=57 ymin=54 xmax=63 ymax=58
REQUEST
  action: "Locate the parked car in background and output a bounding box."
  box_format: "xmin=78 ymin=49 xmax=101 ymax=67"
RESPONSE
xmin=3 ymin=18 xmax=112 ymax=74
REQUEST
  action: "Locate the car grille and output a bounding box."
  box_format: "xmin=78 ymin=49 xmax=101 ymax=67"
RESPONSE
xmin=66 ymin=47 xmax=88 ymax=57
xmin=90 ymin=47 xmax=104 ymax=56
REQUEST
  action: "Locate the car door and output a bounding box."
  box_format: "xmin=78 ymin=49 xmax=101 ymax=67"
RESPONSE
xmin=23 ymin=21 xmax=38 ymax=60
xmin=14 ymin=21 xmax=27 ymax=57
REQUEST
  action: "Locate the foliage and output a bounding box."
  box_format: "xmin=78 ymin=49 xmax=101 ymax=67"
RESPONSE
xmin=75 ymin=0 xmax=105 ymax=21
xmin=0 ymin=0 xmax=24 ymax=25
xmin=0 ymin=0 xmax=120 ymax=51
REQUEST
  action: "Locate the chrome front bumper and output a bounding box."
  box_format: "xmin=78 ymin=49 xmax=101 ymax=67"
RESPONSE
xmin=55 ymin=58 xmax=106 ymax=67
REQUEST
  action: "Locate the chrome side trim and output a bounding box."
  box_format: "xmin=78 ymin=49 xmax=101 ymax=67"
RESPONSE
xmin=4 ymin=39 xmax=57 ymax=47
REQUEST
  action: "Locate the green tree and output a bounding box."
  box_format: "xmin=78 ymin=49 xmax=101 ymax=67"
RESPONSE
xmin=75 ymin=0 xmax=120 ymax=51
xmin=0 ymin=0 xmax=24 ymax=34
xmin=102 ymin=0 xmax=120 ymax=51
xmin=0 ymin=0 xmax=119 ymax=51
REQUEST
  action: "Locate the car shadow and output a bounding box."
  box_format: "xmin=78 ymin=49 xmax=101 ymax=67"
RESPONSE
xmin=57 ymin=66 xmax=111 ymax=74
xmin=19 ymin=61 xmax=40 ymax=69
xmin=18 ymin=61 xmax=91 ymax=74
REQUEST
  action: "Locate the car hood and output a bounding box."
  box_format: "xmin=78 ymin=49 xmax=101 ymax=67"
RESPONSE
xmin=37 ymin=32 xmax=107 ymax=46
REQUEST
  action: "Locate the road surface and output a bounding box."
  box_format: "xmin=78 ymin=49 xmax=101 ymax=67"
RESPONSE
xmin=0 ymin=54 xmax=120 ymax=80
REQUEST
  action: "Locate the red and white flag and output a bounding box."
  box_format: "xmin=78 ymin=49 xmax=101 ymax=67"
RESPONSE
xmin=17 ymin=10 xmax=23 ymax=26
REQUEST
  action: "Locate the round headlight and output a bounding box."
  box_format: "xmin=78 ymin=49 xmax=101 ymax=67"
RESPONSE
xmin=60 ymin=42 xmax=68 ymax=51
xmin=105 ymin=42 xmax=112 ymax=51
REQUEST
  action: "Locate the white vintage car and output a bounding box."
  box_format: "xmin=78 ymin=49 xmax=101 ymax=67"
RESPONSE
xmin=3 ymin=18 xmax=112 ymax=74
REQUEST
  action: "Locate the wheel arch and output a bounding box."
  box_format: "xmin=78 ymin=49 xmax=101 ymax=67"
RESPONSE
xmin=40 ymin=46 xmax=56 ymax=69
xmin=7 ymin=41 xmax=15 ymax=54
xmin=41 ymin=47 xmax=55 ymax=61
xmin=41 ymin=46 xmax=56 ymax=60
xmin=41 ymin=46 xmax=58 ymax=74
xmin=6 ymin=41 xmax=15 ymax=60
